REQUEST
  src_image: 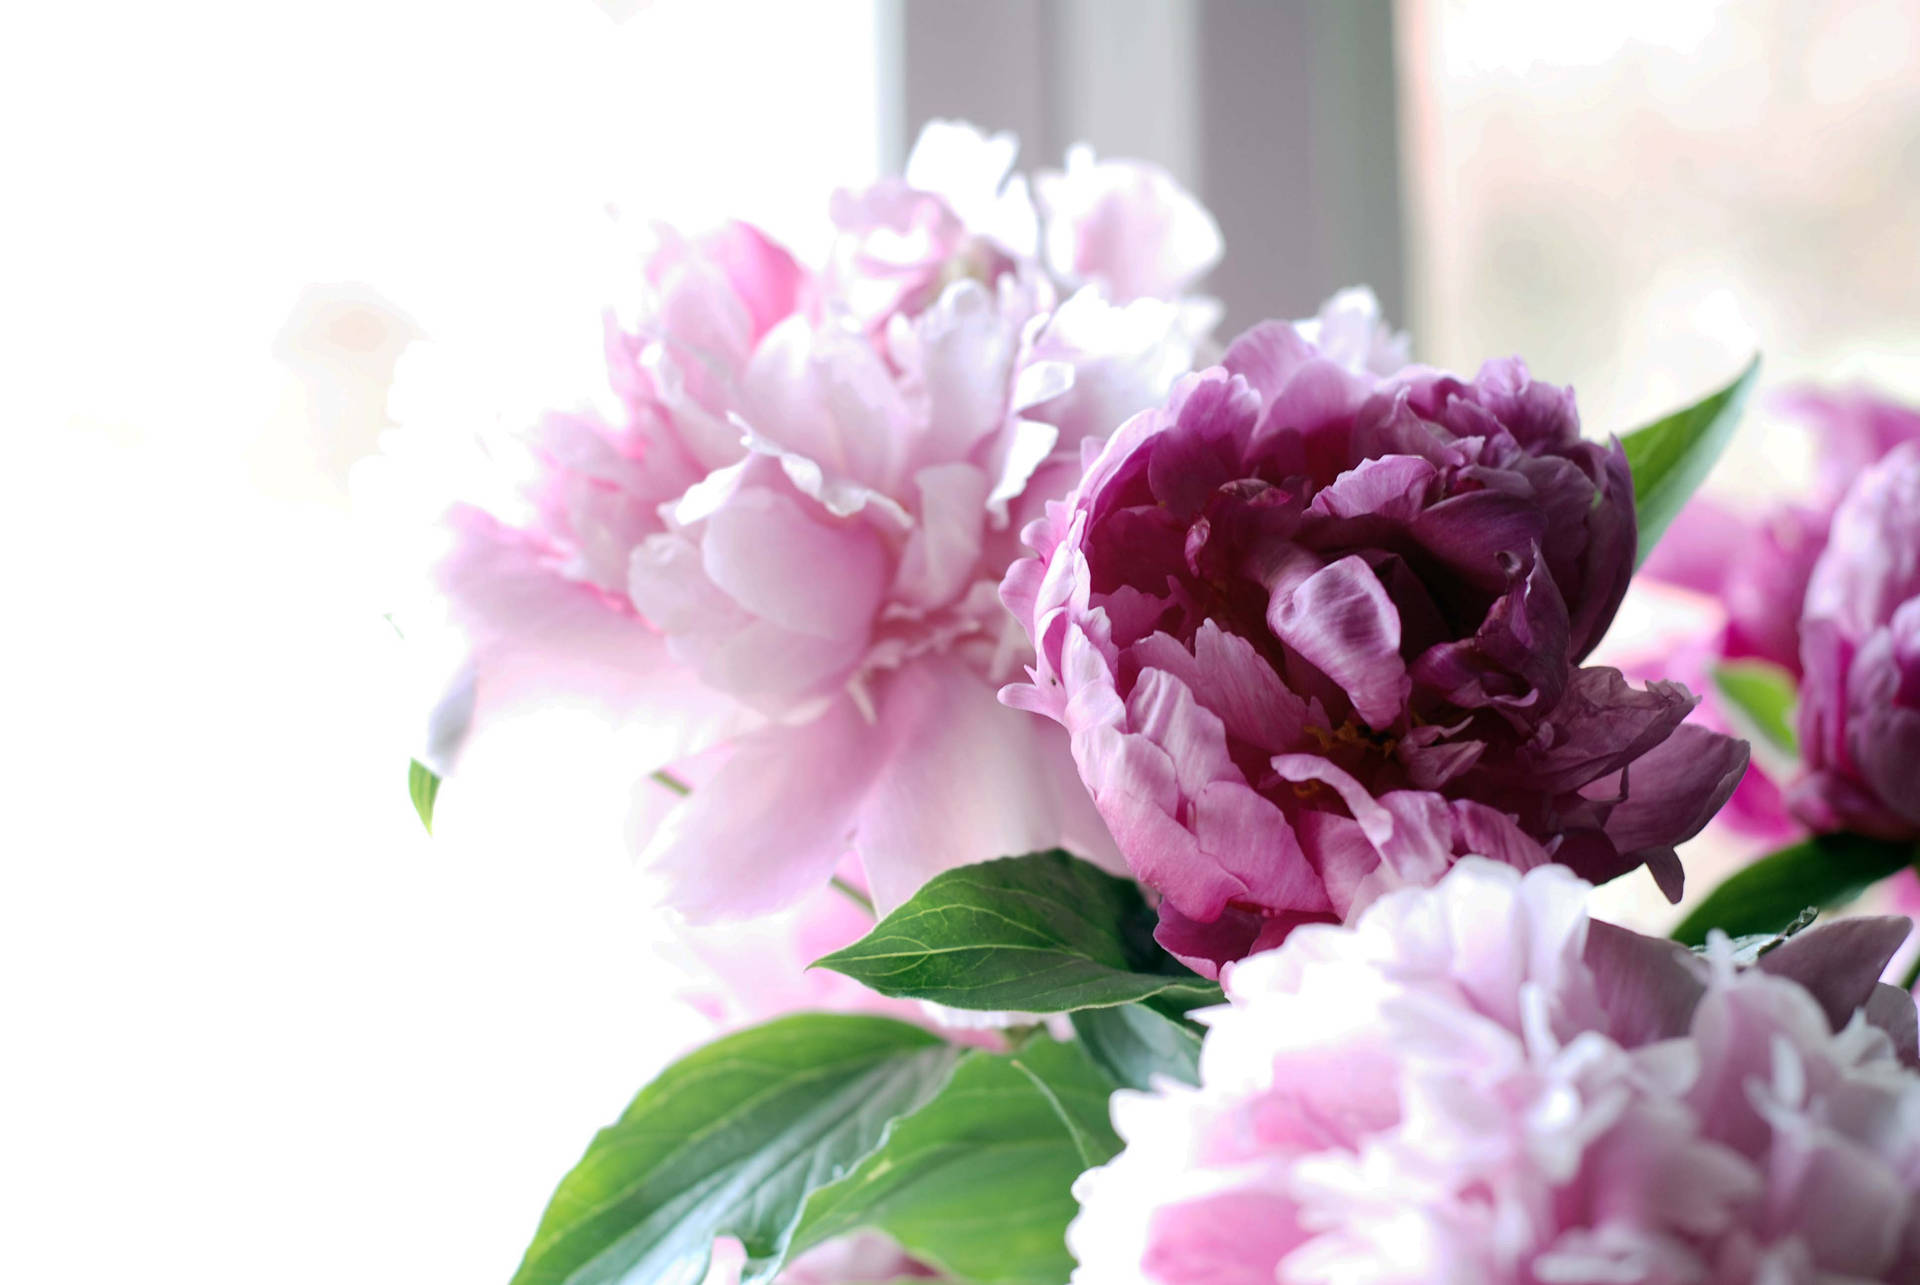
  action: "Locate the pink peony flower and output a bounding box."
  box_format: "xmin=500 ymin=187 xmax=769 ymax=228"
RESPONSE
xmin=829 ymin=123 xmax=1223 ymax=336
xmin=421 ymin=122 xmax=1219 ymax=917
xmin=1034 ymin=144 xmax=1223 ymax=311
xmin=1068 ymin=859 xmax=1920 ymax=1285
xmin=1002 ymin=314 xmax=1748 ymax=972
xmin=1645 ymin=385 xmax=1920 ymax=680
xmin=1793 ymin=442 xmax=1920 ymax=841
xmin=1640 ymin=386 xmax=1920 ymax=847
xmin=826 ymin=121 xmax=1041 ymax=331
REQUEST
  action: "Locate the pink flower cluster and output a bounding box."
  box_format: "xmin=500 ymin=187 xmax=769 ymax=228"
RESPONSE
xmin=424 ymin=122 xmax=1221 ymax=916
xmin=1002 ymin=318 xmax=1747 ymax=972
xmin=1069 ymin=859 xmax=1920 ymax=1284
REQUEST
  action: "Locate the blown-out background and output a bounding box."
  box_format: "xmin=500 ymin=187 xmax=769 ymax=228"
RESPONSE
xmin=6 ymin=2 xmax=1919 ymax=1280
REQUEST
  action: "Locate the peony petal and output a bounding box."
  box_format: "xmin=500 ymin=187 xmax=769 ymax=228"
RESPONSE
xmin=642 ymin=700 xmax=885 ymax=921
xmin=1219 ymin=319 xmax=1317 ymax=401
xmin=740 ymin=316 xmax=911 ymax=493
xmin=697 ymin=487 xmax=890 ymax=639
xmin=894 ymin=462 xmax=993 ymax=610
xmin=1145 ymin=371 xmax=1264 ymax=519
xmin=1805 ymin=442 xmax=1920 ymax=638
xmin=1141 ymin=1189 xmax=1302 ymax=1285
xmin=1306 ymin=454 xmax=1436 ymax=522
xmin=1129 ymin=622 xmax=1312 ymax=753
xmin=1757 ymin=916 xmax=1913 ymax=1034
xmin=1584 ymin=919 xmax=1708 ymax=1046
xmin=1036 ymin=146 xmax=1223 ymax=302
xmin=432 ymin=506 xmax=752 ymax=771
xmin=629 ymin=528 xmax=869 ymax=715
xmin=1080 ymin=725 xmax=1243 ymax=922
xmin=1125 ymin=668 xmax=1242 ymax=799
xmin=1410 ymin=489 xmax=1549 ymax=593
xmin=1601 ymin=720 xmax=1751 ymax=857
xmin=1271 ymin=754 xmax=1395 ymax=849
xmin=1502 ymin=668 xmax=1699 ymax=795
xmin=1267 ymin=555 xmax=1409 ymax=731
xmin=1152 ymin=901 xmax=1266 ymax=978
xmin=908 ymin=279 xmax=1023 ymax=466
xmin=1864 ymin=984 xmax=1920 ymax=1067
xmin=856 ymin=658 xmax=1123 ymax=914
xmin=1191 ymin=780 xmax=1330 ymax=916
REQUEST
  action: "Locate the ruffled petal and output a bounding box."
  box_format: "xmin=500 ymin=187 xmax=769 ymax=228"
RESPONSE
xmin=856 ymin=658 xmax=1122 ymax=913
xmin=431 ymin=506 xmax=751 ymax=772
xmin=642 ymin=700 xmax=886 ymax=920
xmin=1266 ymin=555 xmax=1409 ymax=731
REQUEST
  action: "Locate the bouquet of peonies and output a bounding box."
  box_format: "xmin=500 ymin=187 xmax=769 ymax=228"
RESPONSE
xmin=398 ymin=123 xmax=1920 ymax=1283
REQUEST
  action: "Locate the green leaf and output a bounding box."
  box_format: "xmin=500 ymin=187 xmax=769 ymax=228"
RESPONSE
xmin=1071 ymin=1001 xmax=1204 ymax=1091
xmin=407 ymin=759 xmax=441 ymax=835
xmin=814 ymin=851 xmax=1222 ymax=1013
xmin=1712 ymin=658 xmax=1799 ymax=756
xmin=510 ymin=1015 xmax=961 ymax=1285
xmin=1711 ymin=906 xmax=1819 ymax=966
xmin=1008 ymin=1038 xmax=1124 ymax=1170
xmin=1621 ymin=354 xmax=1761 ymax=569
xmin=775 ymin=1036 xmax=1119 ymax=1285
xmin=1671 ymin=833 xmax=1917 ymax=947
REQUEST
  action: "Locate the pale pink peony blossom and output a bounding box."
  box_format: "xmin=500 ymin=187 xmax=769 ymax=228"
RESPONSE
xmin=827 ymin=120 xmax=1040 ymax=330
xmin=1034 ymin=144 xmax=1223 ymax=310
xmin=418 ymin=122 xmax=1218 ymax=917
xmin=1069 ymin=859 xmax=1920 ymax=1285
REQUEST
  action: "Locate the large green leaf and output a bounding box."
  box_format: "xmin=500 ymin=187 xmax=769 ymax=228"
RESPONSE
xmin=408 ymin=759 xmax=441 ymax=835
xmin=814 ymin=851 xmax=1221 ymax=1013
xmin=1008 ymin=1037 xmax=1126 ymax=1170
xmin=1071 ymin=1001 xmax=1204 ymax=1092
xmin=1671 ymin=833 xmax=1917 ymax=947
xmin=510 ymin=1015 xmax=961 ymax=1285
xmin=774 ymin=1036 xmax=1119 ymax=1285
xmin=1621 ymin=354 xmax=1761 ymax=569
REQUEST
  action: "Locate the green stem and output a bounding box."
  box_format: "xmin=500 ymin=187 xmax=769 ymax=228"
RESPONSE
xmin=1901 ymin=950 xmax=1920 ymax=995
xmin=829 ymin=874 xmax=875 ymax=917
xmin=650 ymin=769 xmax=692 ymax=797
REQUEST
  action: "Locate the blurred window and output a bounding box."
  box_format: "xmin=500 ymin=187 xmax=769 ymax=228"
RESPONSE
xmin=1398 ymin=0 xmax=1920 ymax=469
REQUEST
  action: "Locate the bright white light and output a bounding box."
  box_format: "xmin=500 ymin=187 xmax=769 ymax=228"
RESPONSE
xmin=1 ymin=2 xmax=880 ymax=1282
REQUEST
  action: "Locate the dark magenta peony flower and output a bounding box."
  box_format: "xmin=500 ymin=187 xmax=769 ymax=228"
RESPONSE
xmin=1002 ymin=319 xmax=1748 ymax=972
xmin=1794 ymin=442 xmax=1920 ymax=840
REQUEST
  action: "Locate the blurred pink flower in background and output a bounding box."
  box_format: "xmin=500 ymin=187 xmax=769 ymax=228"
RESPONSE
xmin=1642 ymin=386 xmax=1920 ymax=853
xmin=1795 ymin=442 xmax=1920 ymax=841
xmin=1645 ymin=386 xmax=1920 ymax=681
xmin=1003 ymin=308 xmax=1746 ymax=973
xmin=1035 ymin=144 xmax=1224 ymax=321
xmin=1069 ymin=859 xmax=1920 ymax=1284
xmin=415 ymin=122 xmax=1221 ymax=918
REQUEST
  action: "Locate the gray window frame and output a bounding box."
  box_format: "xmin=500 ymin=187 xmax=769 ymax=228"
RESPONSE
xmin=876 ymin=0 xmax=1407 ymax=332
